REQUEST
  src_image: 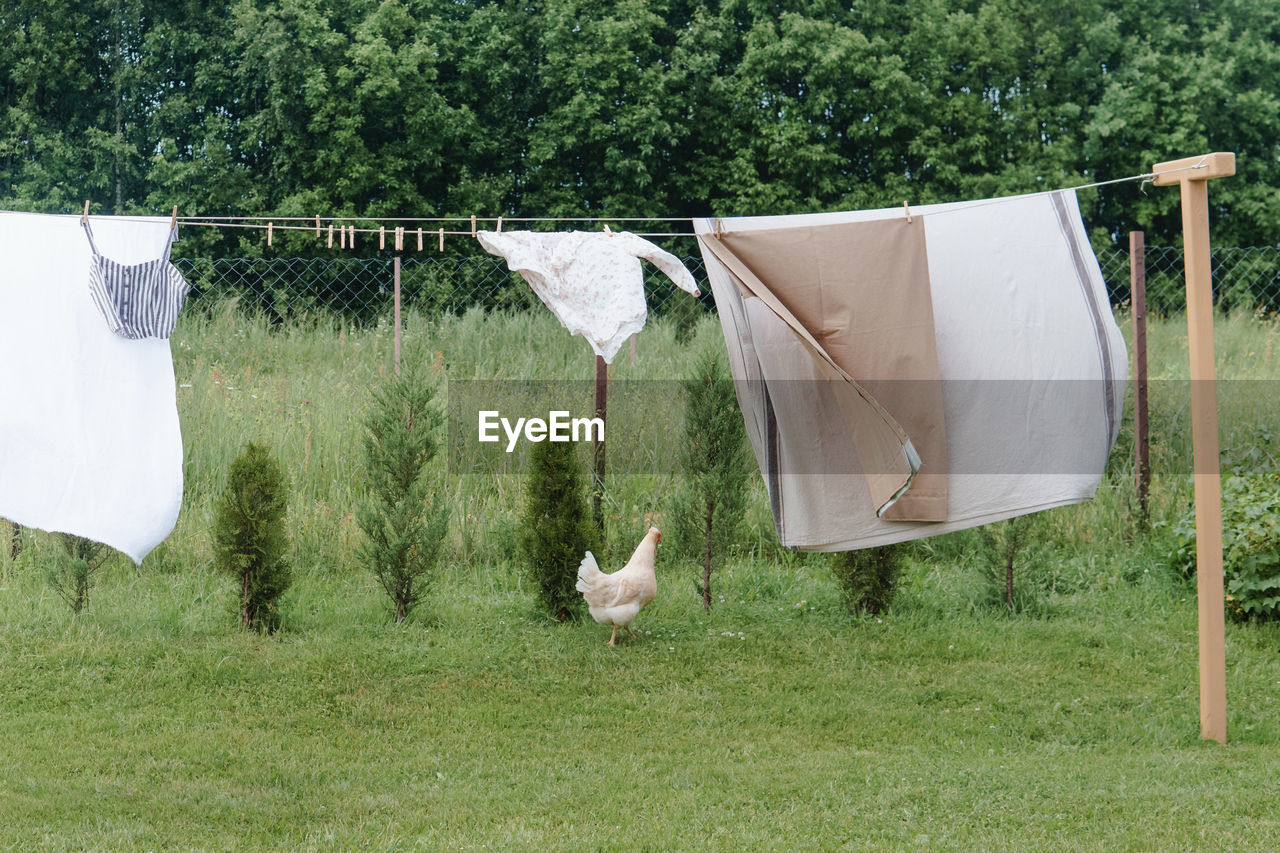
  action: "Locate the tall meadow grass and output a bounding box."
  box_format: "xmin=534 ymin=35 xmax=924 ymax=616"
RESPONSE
xmin=5 ymin=304 xmax=1278 ymax=605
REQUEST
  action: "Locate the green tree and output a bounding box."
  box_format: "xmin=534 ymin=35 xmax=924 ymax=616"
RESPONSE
xmin=831 ymin=544 xmax=906 ymax=617
xmin=1084 ymin=0 xmax=1280 ymax=247
xmin=519 ymin=439 xmax=598 ymax=622
xmin=355 ymin=364 xmax=450 ymax=622
xmin=213 ymin=442 xmax=292 ymax=633
xmin=671 ymin=347 xmax=751 ymax=612
xmin=523 ymin=0 xmax=689 ymax=218
xmin=5 ymin=0 xmax=1280 ymax=247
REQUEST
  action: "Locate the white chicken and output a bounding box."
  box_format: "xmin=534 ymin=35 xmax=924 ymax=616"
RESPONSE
xmin=576 ymin=526 xmax=660 ymax=646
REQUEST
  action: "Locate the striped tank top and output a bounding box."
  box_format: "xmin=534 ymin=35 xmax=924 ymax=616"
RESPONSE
xmin=82 ymin=220 xmax=190 ymax=340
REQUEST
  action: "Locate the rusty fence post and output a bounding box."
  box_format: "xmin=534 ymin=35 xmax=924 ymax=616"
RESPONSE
xmin=1130 ymin=231 xmax=1150 ymax=522
xmin=393 ymin=256 xmax=402 ymax=375
xmin=592 ymin=354 xmax=608 ymax=533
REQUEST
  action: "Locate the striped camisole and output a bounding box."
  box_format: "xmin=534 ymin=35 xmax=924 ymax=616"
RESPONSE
xmin=82 ymin=220 xmax=190 ymax=340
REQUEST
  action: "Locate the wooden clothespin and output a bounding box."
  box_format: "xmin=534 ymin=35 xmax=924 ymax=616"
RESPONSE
xmin=348 ymin=225 xmax=356 ymax=249
xmin=379 ymin=225 xmax=386 ymax=250
xmin=496 ymin=215 xmax=503 ymax=234
xmin=315 ymin=215 xmax=321 ymax=238
xmin=714 ymin=218 xmax=723 ymax=237
xmin=327 ymin=223 xmax=335 ymax=249
xmin=438 ymin=227 xmax=444 ymax=252
xmin=417 ymin=227 xmax=424 ymax=252
xmin=603 ymin=224 xmax=612 ymax=235
xmin=395 ymin=226 xmax=404 ymax=252
xmin=340 ymin=224 xmax=347 ymax=250
xmin=267 ymin=222 xmax=274 ymax=247
xmin=169 ymin=206 xmax=178 ymax=230
xmin=81 ymin=200 xmax=90 ymax=225
xmin=903 ymin=201 xmax=912 ymax=224
xmin=470 ymin=215 xmax=476 ymax=237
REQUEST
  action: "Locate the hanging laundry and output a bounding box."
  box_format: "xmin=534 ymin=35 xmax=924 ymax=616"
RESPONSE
xmin=695 ymin=190 xmax=1127 ymax=551
xmin=477 ymin=230 xmax=700 ymax=363
xmin=82 ymin=219 xmax=189 ymax=339
xmin=0 ymin=211 xmax=190 ymax=563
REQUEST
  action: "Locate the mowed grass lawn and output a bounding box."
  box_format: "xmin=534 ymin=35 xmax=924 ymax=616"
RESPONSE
xmin=2 ymin=307 xmax=1280 ymax=850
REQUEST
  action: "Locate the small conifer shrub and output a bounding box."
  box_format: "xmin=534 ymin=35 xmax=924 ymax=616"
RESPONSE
xmin=213 ymin=442 xmax=291 ymax=633
xmin=520 ymin=440 xmax=598 ymax=622
xmin=47 ymin=533 xmax=111 ymax=615
xmin=831 ymin=544 xmax=905 ymax=616
xmin=979 ymin=515 xmax=1039 ymax=612
xmin=671 ymin=348 xmax=751 ymax=611
xmin=356 ymin=366 xmax=450 ymax=622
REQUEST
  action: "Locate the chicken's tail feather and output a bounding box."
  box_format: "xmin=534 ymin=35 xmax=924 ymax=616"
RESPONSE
xmin=575 ymin=551 xmax=601 ymax=593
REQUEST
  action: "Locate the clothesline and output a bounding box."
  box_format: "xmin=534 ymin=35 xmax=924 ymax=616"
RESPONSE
xmin=173 ymin=219 xmax=693 ymax=243
xmin=82 ymin=163 xmax=1208 ymax=244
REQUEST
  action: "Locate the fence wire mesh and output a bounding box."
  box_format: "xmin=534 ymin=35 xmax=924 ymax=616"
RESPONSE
xmin=174 ymin=244 xmax=1280 ymax=322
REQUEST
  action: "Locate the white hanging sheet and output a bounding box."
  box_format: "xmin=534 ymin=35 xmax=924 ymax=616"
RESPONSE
xmin=0 ymin=211 xmax=186 ymax=563
xmin=695 ymin=190 xmax=1127 ymax=550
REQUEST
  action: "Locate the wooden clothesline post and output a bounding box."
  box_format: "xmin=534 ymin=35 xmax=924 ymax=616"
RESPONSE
xmin=1152 ymin=151 xmax=1235 ymax=744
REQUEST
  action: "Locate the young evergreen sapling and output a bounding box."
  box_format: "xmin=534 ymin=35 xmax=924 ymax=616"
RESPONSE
xmin=46 ymin=533 xmax=111 ymax=615
xmin=671 ymin=348 xmax=751 ymax=611
xmin=519 ymin=439 xmax=598 ymax=622
xmin=213 ymin=442 xmax=292 ymax=633
xmin=831 ymin=544 xmax=905 ymax=616
xmin=356 ymin=366 xmax=450 ymax=622
xmin=979 ymin=515 xmax=1036 ymax=611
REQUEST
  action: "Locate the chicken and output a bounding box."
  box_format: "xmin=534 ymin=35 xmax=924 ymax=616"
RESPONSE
xmin=576 ymin=526 xmax=660 ymax=646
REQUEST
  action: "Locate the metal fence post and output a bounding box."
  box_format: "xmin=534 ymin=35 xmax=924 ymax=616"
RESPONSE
xmin=393 ymin=256 xmax=402 ymax=375
xmin=592 ymin=355 xmax=607 ymax=533
xmin=1130 ymin=231 xmax=1150 ymax=522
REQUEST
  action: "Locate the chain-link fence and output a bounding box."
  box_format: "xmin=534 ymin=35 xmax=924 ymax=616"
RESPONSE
xmin=1096 ymin=246 xmax=1280 ymax=314
xmin=173 ymin=253 xmax=714 ymax=323
xmin=174 ymin=244 xmax=1280 ymax=322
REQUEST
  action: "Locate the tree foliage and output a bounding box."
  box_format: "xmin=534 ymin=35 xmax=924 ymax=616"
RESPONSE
xmin=831 ymin=544 xmax=906 ymax=616
xmin=670 ymin=347 xmax=751 ymax=611
xmin=355 ymin=364 xmax=450 ymax=622
xmin=4 ymin=0 xmax=1279 ymax=249
xmin=519 ymin=440 xmax=598 ymax=622
xmin=213 ymin=441 xmax=292 ymax=633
